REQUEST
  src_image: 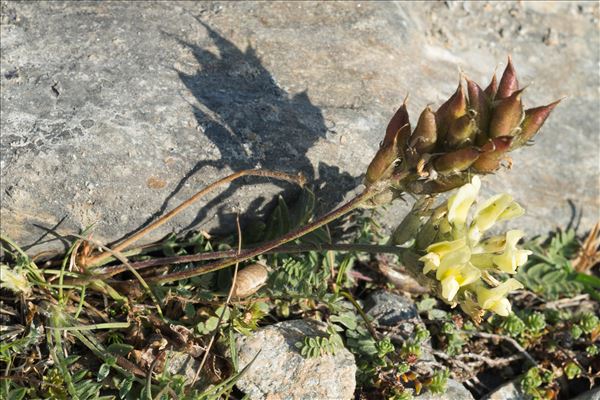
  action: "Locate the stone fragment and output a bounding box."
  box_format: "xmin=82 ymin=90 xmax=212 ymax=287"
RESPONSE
xmin=418 ymin=378 xmax=475 ymax=400
xmin=480 ymin=379 xmax=527 ymax=400
xmin=233 ymin=319 xmax=356 ymax=400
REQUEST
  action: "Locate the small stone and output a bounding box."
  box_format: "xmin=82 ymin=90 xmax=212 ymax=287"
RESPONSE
xmin=364 ymin=290 xmax=418 ymax=326
xmin=419 ymin=378 xmax=475 ymax=400
xmin=163 ymin=350 xmax=201 ymax=384
xmin=233 ymin=319 xmax=356 ymax=400
xmin=363 ymin=290 xmax=435 ymax=361
xmin=571 ymin=387 xmax=600 ymax=400
xmin=480 ymin=379 xmax=526 ymax=400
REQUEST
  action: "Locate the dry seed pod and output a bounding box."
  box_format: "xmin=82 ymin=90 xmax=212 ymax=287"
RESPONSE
xmin=363 ymin=59 xmax=559 ymax=199
xmin=514 ymin=99 xmax=562 ymax=147
xmin=411 ymin=105 xmax=437 ymax=154
xmin=484 ymin=73 xmax=498 ymax=101
xmin=436 ymin=82 xmax=467 ymax=141
xmin=365 ymin=102 xmax=411 ymax=185
xmin=365 ymin=134 xmax=401 ymax=185
xmin=446 ymin=114 xmax=477 ymax=148
xmin=473 ymin=136 xmax=514 ymax=172
xmin=489 ymin=89 xmax=524 ymax=138
xmin=231 ymin=263 xmax=269 ymax=298
xmin=497 ymin=56 xmax=519 ymax=99
xmin=466 ymin=78 xmax=491 ymax=138
xmin=385 ymin=101 xmax=410 ymax=146
xmin=433 ymin=147 xmax=481 ymax=175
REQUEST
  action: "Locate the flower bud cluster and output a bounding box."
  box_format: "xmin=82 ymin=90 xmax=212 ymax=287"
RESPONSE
xmin=417 ymin=176 xmax=530 ymax=320
xmin=365 ymin=57 xmax=560 ymax=203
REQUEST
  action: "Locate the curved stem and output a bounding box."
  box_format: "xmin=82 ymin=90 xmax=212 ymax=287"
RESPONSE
xmin=92 ymin=242 xmax=405 ymax=280
xmin=84 ymin=169 xmax=305 ymax=267
xmin=142 ymin=188 xmax=376 ymax=284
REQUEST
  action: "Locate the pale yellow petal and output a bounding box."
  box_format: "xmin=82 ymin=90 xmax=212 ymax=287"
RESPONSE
xmin=470 ymin=253 xmax=495 ymax=269
xmin=441 ymin=277 xmax=460 ymax=302
xmin=498 ymin=201 xmax=525 ymax=222
xmin=476 ymin=278 xmax=524 ymax=310
xmin=473 ymin=194 xmax=514 ymax=232
xmin=426 ymin=238 xmax=467 ymax=256
xmin=492 ymin=230 xmax=531 ymax=273
xmin=458 ymin=263 xmax=482 ymax=286
xmin=420 ymin=252 xmax=440 ymax=274
xmin=490 ymin=298 xmax=512 ymax=316
xmin=474 ymin=235 xmax=507 ymax=254
xmin=447 ymin=176 xmax=480 ymax=226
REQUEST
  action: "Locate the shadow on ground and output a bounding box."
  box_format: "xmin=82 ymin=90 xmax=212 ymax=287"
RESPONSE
xmin=142 ymin=19 xmax=357 ymax=236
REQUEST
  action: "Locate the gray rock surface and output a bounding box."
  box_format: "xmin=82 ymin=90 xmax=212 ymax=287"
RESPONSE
xmin=482 ymin=380 xmax=600 ymax=400
xmin=364 ymin=290 xmax=418 ymax=324
xmin=232 ymin=319 xmax=356 ymax=400
xmin=363 ymin=290 xmax=424 ymax=341
xmin=163 ymin=350 xmax=201 ymax=384
xmin=1 ymin=1 xmax=598 ymax=254
xmin=364 ymin=290 xmax=474 ymax=399
xmin=480 ymin=379 xmax=526 ymax=400
xmin=572 ymin=386 xmax=600 ymax=400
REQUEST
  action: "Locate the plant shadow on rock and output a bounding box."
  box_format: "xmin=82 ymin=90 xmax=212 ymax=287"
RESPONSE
xmin=148 ymin=19 xmax=358 ymax=236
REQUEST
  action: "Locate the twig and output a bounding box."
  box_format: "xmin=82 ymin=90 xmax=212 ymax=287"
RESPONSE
xmin=430 ymin=348 xmax=475 ymax=376
xmin=70 ymin=234 xmax=164 ymax=318
xmin=147 ymin=350 xmax=165 ymax=398
xmin=460 ymin=330 xmax=537 ymax=366
xmin=192 ymin=214 xmax=244 ymax=386
xmin=84 ymin=169 xmax=306 ymax=267
xmin=540 ymin=294 xmax=590 ymax=309
xmin=456 ymin=352 xmax=522 ymax=368
xmin=91 ymin=242 xmax=404 ymax=280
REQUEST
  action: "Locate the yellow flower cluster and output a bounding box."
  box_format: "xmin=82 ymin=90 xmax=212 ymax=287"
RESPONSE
xmin=419 ymin=176 xmax=530 ymax=317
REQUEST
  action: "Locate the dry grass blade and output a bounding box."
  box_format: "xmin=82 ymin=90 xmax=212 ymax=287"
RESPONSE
xmin=460 ymin=330 xmax=537 ymax=366
xmin=573 ymin=221 xmax=600 ymax=272
xmin=191 ymin=213 xmax=243 ymax=387
xmin=70 ymin=233 xmax=163 ymax=318
xmin=84 ymin=169 xmax=306 ymax=267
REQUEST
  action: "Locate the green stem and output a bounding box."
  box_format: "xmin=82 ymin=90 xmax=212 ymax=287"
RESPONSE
xmin=340 ymin=290 xmax=379 ymax=340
